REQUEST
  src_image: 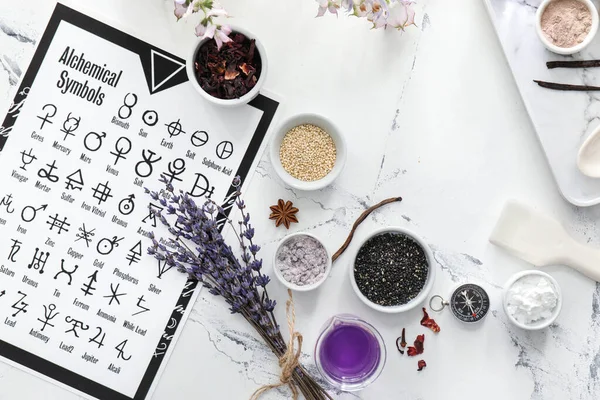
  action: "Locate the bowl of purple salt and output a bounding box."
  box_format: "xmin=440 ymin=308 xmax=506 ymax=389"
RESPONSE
xmin=350 ymin=227 xmax=435 ymax=313
xmin=273 ymin=232 xmax=332 ymax=292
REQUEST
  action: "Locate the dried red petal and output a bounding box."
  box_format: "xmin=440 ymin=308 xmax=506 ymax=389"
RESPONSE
xmin=407 ymin=334 xmax=424 ymax=357
xmin=239 ymin=62 xmax=255 ymax=76
xmin=224 ymin=64 xmax=240 ymax=80
xmin=417 ymin=360 xmax=427 ymax=371
xmin=420 ymin=307 xmax=441 ymax=333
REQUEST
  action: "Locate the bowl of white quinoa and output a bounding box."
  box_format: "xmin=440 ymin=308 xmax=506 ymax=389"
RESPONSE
xmin=269 ymin=113 xmax=346 ymax=190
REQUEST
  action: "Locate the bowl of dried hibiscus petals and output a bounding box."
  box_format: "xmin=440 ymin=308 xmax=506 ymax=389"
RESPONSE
xmin=186 ymin=26 xmax=266 ymax=107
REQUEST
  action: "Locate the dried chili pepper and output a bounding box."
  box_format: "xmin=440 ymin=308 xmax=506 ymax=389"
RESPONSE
xmin=420 ymin=307 xmax=440 ymax=333
xmin=417 ymin=360 xmax=427 ymax=371
xmin=407 ymin=334 xmax=424 ymax=357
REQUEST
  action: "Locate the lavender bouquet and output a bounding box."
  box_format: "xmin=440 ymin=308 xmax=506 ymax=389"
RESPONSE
xmin=145 ymin=176 xmax=331 ymax=400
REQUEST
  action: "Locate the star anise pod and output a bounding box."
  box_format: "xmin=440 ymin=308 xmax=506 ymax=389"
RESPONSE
xmin=269 ymin=199 xmax=299 ymax=229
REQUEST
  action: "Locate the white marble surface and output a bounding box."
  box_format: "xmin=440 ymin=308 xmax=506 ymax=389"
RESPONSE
xmin=2 ymin=1 xmax=600 ymax=399
xmin=486 ymin=0 xmax=600 ymax=206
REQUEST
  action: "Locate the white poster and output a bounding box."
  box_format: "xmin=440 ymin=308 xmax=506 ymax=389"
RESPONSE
xmin=0 ymin=3 xmax=279 ymax=399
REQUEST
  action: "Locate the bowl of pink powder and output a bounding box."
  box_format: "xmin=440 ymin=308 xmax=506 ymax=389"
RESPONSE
xmin=273 ymin=232 xmax=332 ymax=292
xmin=536 ymin=0 xmax=598 ymax=55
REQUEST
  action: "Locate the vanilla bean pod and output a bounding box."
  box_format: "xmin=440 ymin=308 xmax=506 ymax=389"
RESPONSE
xmin=331 ymin=196 xmax=403 ymax=263
xmin=533 ymin=80 xmax=600 ymax=91
xmin=547 ymin=60 xmax=600 ymax=69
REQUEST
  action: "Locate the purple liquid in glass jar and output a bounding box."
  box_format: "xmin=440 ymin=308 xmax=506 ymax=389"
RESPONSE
xmin=315 ymin=315 xmax=385 ymax=389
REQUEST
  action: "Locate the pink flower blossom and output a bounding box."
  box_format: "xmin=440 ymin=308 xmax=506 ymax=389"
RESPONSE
xmin=214 ymin=25 xmax=233 ymax=49
xmin=318 ymin=0 xmax=416 ymax=31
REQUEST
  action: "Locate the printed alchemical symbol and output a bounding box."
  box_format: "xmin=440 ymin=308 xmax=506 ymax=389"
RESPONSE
xmin=118 ymin=93 xmax=137 ymax=119
xmin=135 ymin=149 xmax=162 ymax=178
xmin=126 ymin=240 xmax=142 ymax=265
xmin=75 ymin=223 xmax=95 ymax=247
xmin=115 ymin=339 xmax=132 ymax=361
xmin=38 ymin=160 xmax=59 ymax=183
xmin=165 ymin=118 xmax=185 ymax=138
xmin=110 ymin=136 xmax=132 ymax=165
xmin=27 ymin=248 xmax=50 ymax=274
xmin=7 ymin=239 xmax=22 ymax=262
xmin=91 ymin=181 xmax=113 ymax=205
xmin=36 ymin=104 xmax=57 ymax=130
xmin=19 ymin=148 xmax=37 ymax=171
xmin=142 ymin=203 xmax=163 ymax=228
xmin=37 ymin=304 xmax=59 ymax=331
xmin=60 ymin=112 xmax=80 ymax=140
xmin=21 ymin=204 xmax=48 ymax=223
xmin=89 ymin=327 xmax=106 ymax=348
xmin=65 ymin=169 xmax=85 ymax=191
xmin=81 ymin=270 xmax=99 ymax=296
xmin=216 ymin=140 xmax=234 ymax=160
xmin=190 ymin=130 xmax=209 ymax=147
xmin=46 ymin=213 xmax=70 ymax=234
xmin=84 ymin=131 xmax=107 ymax=152
xmin=53 ymin=259 xmax=78 ymax=285
xmin=64 ymin=316 xmax=89 ymax=338
xmin=0 ymin=194 xmax=15 ymax=213
xmin=103 ymin=283 xmax=126 ymax=305
xmin=142 ymin=110 xmax=158 ymax=126
xmin=96 ymin=236 xmax=124 ymax=256
xmin=163 ymin=158 xmax=186 ymax=183
xmin=156 ymin=258 xmax=173 ymax=279
xmin=118 ymin=194 xmax=135 ymax=216
xmin=11 ymin=291 xmax=28 ymax=317
xmin=132 ymin=295 xmax=150 ymax=316
xmin=188 ymin=173 xmax=215 ymax=198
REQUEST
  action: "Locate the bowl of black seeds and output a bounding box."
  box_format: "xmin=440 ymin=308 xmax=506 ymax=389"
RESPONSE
xmin=350 ymin=227 xmax=435 ymax=313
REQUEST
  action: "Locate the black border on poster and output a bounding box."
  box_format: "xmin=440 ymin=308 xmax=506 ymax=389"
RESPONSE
xmin=0 ymin=3 xmax=279 ymax=400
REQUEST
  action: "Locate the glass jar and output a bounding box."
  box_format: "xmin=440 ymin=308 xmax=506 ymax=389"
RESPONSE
xmin=314 ymin=314 xmax=386 ymax=391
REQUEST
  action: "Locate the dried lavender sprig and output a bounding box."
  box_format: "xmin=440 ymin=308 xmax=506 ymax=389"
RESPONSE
xmin=145 ymin=177 xmax=331 ymax=398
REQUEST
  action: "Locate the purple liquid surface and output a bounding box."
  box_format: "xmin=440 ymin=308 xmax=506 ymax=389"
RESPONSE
xmin=318 ymin=323 xmax=381 ymax=382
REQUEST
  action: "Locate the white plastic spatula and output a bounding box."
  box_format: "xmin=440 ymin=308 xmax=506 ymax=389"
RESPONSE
xmin=489 ymin=200 xmax=600 ymax=282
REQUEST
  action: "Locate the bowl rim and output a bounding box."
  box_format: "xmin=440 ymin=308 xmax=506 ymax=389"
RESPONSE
xmin=502 ymin=270 xmax=562 ymax=330
xmin=535 ymin=0 xmax=599 ymax=55
xmin=272 ymin=232 xmax=332 ymax=292
xmin=186 ymin=25 xmax=268 ymax=107
xmin=269 ymin=113 xmax=347 ymax=191
xmin=349 ymin=227 xmax=436 ymax=314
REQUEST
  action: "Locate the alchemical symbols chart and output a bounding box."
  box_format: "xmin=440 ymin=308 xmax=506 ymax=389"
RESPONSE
xmin=0 ymin=3 xmax=279 ymax=400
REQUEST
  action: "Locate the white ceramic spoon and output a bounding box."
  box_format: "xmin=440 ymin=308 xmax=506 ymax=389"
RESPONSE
xmin=578 ymin=124 xmax=600 ymax=177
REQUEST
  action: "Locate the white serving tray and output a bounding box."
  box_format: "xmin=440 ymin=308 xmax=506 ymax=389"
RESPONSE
xmin=485 ymin=0 xmax=600 ymax=206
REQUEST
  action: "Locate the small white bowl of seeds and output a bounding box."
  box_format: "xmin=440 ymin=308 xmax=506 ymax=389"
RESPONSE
xmin=270 ymin=113 xmax=346 ymax=190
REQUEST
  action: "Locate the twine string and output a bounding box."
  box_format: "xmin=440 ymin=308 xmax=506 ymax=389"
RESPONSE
xmin=250 ymin=289 xmax=302 ymax=400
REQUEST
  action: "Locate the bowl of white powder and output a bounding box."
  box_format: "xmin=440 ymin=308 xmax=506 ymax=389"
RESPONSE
xmin=536 ymin=0 xmax=599 ymax=55
xmin=503 ymin=270 xmax=562 ymax=330
xmin=273 ymin=233 xmax=332 ymax=292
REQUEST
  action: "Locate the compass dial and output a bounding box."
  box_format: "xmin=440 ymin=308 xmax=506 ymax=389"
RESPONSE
xmin=449 ymin=284 xmax=490 ymax=323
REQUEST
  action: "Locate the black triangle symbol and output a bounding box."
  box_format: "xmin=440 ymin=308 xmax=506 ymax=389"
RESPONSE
xmin=150 ymin=50 xmax=187 ymax=94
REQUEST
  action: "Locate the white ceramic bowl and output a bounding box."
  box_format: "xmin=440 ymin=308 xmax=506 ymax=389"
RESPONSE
xmin=535 ymin=0 xmax=599 ymax=55
xmin=186 ymin=26 xmax=267 ymax=107
xmin=269 ymin=113 xmax=347 ymax=191
xmin=273 ymin=232 xmax=332 ymax=292
xmin=349 ymin=227 xmax=436 ymax=314
xmin=503 ymin=270 xmax=562 ymax=330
